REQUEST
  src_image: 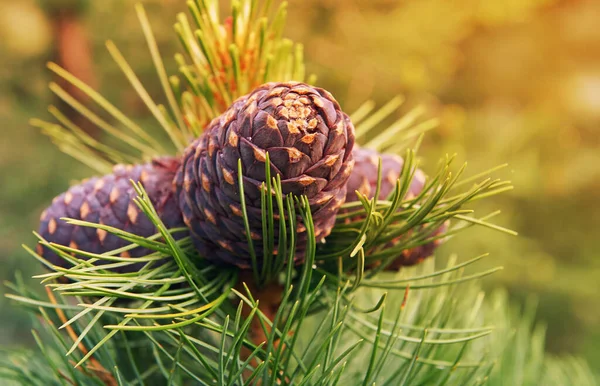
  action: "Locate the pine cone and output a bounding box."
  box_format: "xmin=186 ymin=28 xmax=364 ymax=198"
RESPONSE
xmin=176 ymin=82 xmax=355 ymax=268
xmin=346 ymin=147 xmax=447 ymax=268
xmin=346 ymin=147 xmax=426 ymax=201
xmin=37 ymin=157 xmax=185 ymax=273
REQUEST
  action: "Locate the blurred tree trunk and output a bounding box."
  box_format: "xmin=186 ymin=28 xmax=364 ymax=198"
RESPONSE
xmin=51 ymin=8 xmax=98 ymax=136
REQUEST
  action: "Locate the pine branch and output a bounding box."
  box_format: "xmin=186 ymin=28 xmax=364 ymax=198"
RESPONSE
xmin=5 ymin=175 xmax=594 ymax=384
xmin=3 ymin=1 xmax=596 ymax=385
xmin=33 ymin=0 xmax=309 ymax=172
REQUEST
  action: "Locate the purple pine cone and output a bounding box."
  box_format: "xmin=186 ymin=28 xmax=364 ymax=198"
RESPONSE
xmin=345 ymin=147 xmax=448 ymax=268
xmin=345 ymin=147 xmax=426 ymax=202
xmin=37 ymin=157 xmax=185 ymax=273
xmin=175 ymin=82 xmax=355 ymax=269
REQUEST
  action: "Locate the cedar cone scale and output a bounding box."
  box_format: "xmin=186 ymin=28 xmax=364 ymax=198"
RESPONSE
xmin=37 ymin=157 xmax=185 ymax=273
xmin=346 ymin=147 xmax=448 ymax=268
xmin=175 ymin=82 xmax=355 ymax=269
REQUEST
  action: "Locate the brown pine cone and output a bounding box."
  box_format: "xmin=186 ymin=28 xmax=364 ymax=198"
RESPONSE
xmin=175 ymin=82 xmax=355 ymax=269
xmin=37 ymin=157 xmax=185 ymax=273
xmin=346 ymin=147 xmax=447 ymax=268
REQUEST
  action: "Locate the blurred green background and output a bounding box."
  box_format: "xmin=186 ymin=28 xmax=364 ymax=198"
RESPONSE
xmin=1 ymin=0 xmax=598 ymax=374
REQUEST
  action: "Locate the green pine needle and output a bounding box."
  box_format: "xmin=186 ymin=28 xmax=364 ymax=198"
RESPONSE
xmin=3 ymin=1 xmax=596 ymax=385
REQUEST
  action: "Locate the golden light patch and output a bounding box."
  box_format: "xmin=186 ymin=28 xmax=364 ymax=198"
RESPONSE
xmin=324 ymin=154 xmax=340 ymax=166
xmin=208 ymin=142 xmax=217 ymax=157
xmin=308 ymin=118 xmax=318 ymax=129
xmin=253 ymin=147 xmax=267 ymax=162
xmin=93 ymin=179 xmax=104 ymax=192
xmin=287 ymin=148 xmax=304 ymax=163
xmin=341 ymin=161 xmax=354 ymax=177
xmin=139 ymin=170 xmax=149 ymax=183
xmin=301 ymin=133 xmax=316 ymax=144
xmin=414 ymin=170 xmax=426 ymax=186
xmin=184 ymin=176 xmax=192 ymax=191
xmin=69 ymin=241 xmax=78 ymax=250
xmin=358 ymin=178 xmax=371 ymax=196
xmin=245 ymin=101 xmax=257 ymax=115
xmin=109 ymin=187 xmax=120 ymax=204
xmin=217 ymin=240 xmax=234 ymax=252
xmin=64 ymin=192 xmax=73 ymax=205
xmin=201 ymin=174 xmax=211 ymax=192
xmin=228 ymin=130 xmax=239 ymax=147
xmin=229 ymin=204 xmax=243 ymax=217
xmin=386 ymin=170 xmax=399 ymax=184
xmin=120 ymin=251 xmax=131 ymax=258
xmin=284 ymin=99 xmax=294 ymax=108
xmin=223 ymin=108 xmax=236 ymax=124
xmin=293 ymin=86 xmax=311 ymax=95
xmin=48 ymin=218 xmax=57 ymax=235
xmin=269 ymin=87 xmax=286 ymax=97
xmin=266 ymin=114 xmax=278 ymax=129
xmin=182 ymin=211 xmax=193 ymax=224
xmin=97 ymin=228 xmax=108 ymax=242
xmin=315 ymin=192 xmax=333 ymax=204
xmin=271 ymin=97 xmax=283 ymax=107
xmin=299 ymin=96 xmax=310 ymax=104
xmin=40 ymin=210 xmax=47 ymax=220
xmin=298 ymin=176 xmax=315 ymax=186
xmin=127 ymin=203 xmax=139 ymax=224
xmin=250 ymin=231 xmax=261 ymax=240
xmin=288 ymin=108 xmax=298 ymax=119
xmin=284 ymin=92 xmax=298 ymax=100
xmin=221 ymin=168 xmax=235 ymax=185
xmin=194 ymin=143 xmax=203 ymax=157
xmin=36 ymin=244 xmax=43 ymax=256
xmin=295 ymin=107 xmax=309 ymax=119
xmin=279 ymin=107 xmax=289 ymax=119
xmin=312 ymin=96 xmax=324 ymax=108
xmin=204 ymin=209 xmax=216 ymax=224
xmin=80 ymin=201 xmax=91 ymax=218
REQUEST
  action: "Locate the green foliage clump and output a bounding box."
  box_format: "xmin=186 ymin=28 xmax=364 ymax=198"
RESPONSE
xmin=1 ymin=1 xmax=597 ymax=385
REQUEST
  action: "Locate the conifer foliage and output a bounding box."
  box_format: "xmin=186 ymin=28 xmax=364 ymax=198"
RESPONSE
xmin=3 ymin=1 xmax=597 ymax=385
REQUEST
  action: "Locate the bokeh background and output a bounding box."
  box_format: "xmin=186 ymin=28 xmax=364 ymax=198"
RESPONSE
xmin=1 ymin=0 xmax=599 ymax=375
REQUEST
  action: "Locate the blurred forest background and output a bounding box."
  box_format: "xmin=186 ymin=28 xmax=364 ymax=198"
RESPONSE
xmin=1 ymin=0 xmax=598 ymax=376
